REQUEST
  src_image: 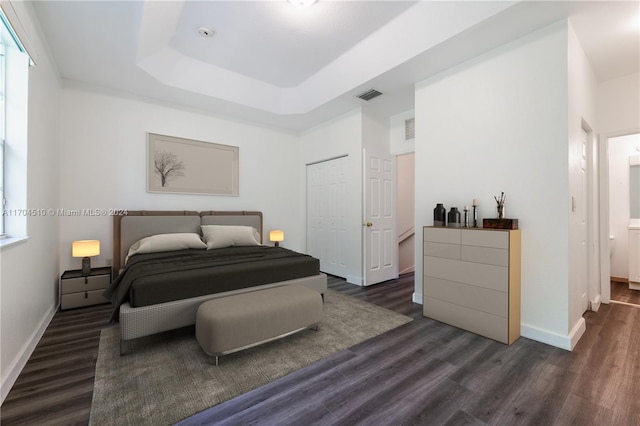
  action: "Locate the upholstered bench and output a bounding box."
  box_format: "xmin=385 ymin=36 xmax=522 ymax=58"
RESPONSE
xmin=195 ymin=284 xmax=323 ymax=365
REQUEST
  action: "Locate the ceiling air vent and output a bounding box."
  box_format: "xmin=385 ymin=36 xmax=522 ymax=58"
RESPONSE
xmin=405 ymin=117 xmax=415 ymax=140
xmin=356 ymin=88 xmax=383 ymax=101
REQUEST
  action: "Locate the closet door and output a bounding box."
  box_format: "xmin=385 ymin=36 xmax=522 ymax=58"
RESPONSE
xmin=306 ymin=157 xmax=348 ymax=278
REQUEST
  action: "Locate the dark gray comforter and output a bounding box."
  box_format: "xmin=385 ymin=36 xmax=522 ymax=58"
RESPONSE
xmin=103 ymin=246 xmax=320 ymax=321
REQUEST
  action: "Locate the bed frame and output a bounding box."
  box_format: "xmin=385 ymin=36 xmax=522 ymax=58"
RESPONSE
xmin=112 ymin=210 xmax=327 ymax=354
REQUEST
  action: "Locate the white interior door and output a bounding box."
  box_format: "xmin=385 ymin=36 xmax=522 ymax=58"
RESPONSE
xmin=306 ymin=157 xmax=348 ymax=278
xmin=363 ymin=148 xmax=397 ymax=286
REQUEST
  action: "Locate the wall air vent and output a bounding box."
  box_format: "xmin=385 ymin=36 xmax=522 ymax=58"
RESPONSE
xmin=404 ymin=117 xmax=415 ymax=141
xmin=356 ymin=88 xmax=383 ymax=101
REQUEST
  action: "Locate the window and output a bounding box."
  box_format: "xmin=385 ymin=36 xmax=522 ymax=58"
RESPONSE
xmin=0 ymin=139 xmax=4 ymax=236
xmin=0 ymin=8 xmax=30 ymax=240
xmin=0 ymin=27 xmax=6 ymax=236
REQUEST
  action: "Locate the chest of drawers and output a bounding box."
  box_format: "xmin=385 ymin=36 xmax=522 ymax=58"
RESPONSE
xmin=60 ymin=267 xmax=112 ymax=310
xmin=423 ymin=227 xmax=521 ymax=344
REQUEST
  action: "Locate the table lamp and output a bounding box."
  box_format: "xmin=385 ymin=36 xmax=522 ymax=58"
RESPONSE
xmin=72 ymin=240 xmax=100 ymax=276
xmin=269 ymin=230 xmax=284 ymax=247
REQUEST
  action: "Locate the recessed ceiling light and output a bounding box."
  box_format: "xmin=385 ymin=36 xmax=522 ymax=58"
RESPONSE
xmin=198 ymin=27 xmax=215 ymax=38
xmin=288 ymin=0 xmax=318 ymax=8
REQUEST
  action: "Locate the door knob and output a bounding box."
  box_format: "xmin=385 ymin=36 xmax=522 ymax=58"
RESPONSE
xmin=365 ymin=222 xmax=373 ymax=227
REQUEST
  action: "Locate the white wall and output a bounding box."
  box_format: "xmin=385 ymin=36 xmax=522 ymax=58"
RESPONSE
xmin=300 ymin=109 xmax=363 ymax=284
xmin=598 ymin=73 xmax=640 ymax=137
xmin=58 ymin=90 xmax=303 ymax=272
xmin=397 ymin=154 xmax=415 ymax=235
xmin=415 ymin=21 xmax=575 ymax=349
xmin=0 ymin=1 xmax=61 ymax=402
xmin=567 ymin=22 xmax=598 ymax=342
xmin=397 ymin=153 xmax=415 ymax=274
xmin=609 ymin=134 xmax=640 ymax=278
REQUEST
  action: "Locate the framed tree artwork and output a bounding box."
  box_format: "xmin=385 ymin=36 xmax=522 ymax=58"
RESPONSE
xmin=147 ymin=133 xmax=239 ymax=196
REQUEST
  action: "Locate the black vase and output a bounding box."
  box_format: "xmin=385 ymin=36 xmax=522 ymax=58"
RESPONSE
xmin=433 ymin=203 xmax=446 ymax=227
xmin=447 ymin=207 xmax=461 ymax=228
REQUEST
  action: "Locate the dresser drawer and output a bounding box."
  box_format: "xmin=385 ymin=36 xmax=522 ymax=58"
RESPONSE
xmin=424 ymin=241 xmax=460 ymax=260
xmin=424 ymin=276 xmax=508 ymax=317
xmin=61 ymin=274 xmax=111 ymax=294
xmin=461 ymin=245 xmax=509 ymax=267
xmin=61 ymin=289 xmax=109 ymax=310
xmin=424 ymin=256 xmax=508 ymax=292
xmin=461 ymin=229 xmax=509 ymax=249
xmin=423 ymin=297 xmax=509 ymax=344
xmin=424 ymin=227 xmax=460 ymax=244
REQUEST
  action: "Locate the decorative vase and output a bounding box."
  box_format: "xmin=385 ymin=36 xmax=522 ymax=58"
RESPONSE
xmin=447 ymin=207 xmax=461 ymax=228
xmin=497 ymin=205 xmax=505 ymax=219
xmin=433 ymin=203 xmax=446 ymax=227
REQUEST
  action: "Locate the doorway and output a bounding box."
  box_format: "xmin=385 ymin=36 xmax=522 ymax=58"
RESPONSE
xmin=607 ymin=132 xmax=640 ymax=306
xmin=397 ymin=153 xmax=415 ymax=275
xmin=306 ymin=156 xmax=349 ymax=279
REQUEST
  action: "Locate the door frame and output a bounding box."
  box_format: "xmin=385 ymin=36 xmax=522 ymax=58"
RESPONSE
xmin=580 ymin=121 xmax=591 ymax=313
xmin=598 ymin=128 xmax=640 ymax=304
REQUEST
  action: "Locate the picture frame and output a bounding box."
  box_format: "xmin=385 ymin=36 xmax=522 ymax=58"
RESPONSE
xmin=147 ymin=133 xmax=239 ymax=196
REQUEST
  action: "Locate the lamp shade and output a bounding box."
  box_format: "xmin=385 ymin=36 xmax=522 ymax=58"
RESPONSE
xmin=269 ymin=230 xmax=284 ymax=243
xmin=72 ymin=240 xmax=100 ymax=258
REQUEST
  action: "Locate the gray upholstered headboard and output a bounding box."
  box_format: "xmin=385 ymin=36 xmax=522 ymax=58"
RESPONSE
xmin=112 ymin=210 xmax=263 ymax=272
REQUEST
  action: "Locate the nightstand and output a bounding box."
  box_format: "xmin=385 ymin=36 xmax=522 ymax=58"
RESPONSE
xmin=60 ymin=266 xmax=112 ymax=310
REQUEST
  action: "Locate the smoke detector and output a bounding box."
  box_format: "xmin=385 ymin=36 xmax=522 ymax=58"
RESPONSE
xmin=198 ymin=27 xmax=215 ymax=38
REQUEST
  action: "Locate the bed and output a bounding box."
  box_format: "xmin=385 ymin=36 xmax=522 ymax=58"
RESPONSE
xmin=106 ymin=210 xmax=327 ymax=353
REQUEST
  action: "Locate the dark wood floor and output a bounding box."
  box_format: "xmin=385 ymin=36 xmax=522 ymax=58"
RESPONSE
xmin=2 ymin=274 xmax=639 ymax=425
xmin=179 ymin=275 xmax=640 ymax=425
xmin=610 ymin=280 xmax=640 ymax=305
xmin=1 ymin=303 xmax=113 ymax=425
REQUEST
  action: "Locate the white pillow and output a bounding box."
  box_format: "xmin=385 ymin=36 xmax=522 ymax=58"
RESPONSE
xmin=201 ymin=225 xmax=261 ymax=249
xmin=126 ymin=233 xmax=206 ymax=262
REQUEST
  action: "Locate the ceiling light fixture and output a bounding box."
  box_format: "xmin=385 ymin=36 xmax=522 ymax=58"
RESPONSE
xmin=288 ymin=0 xmax=318 ymax=8
xmin=198 ymin=27 xmax=215 ymax=38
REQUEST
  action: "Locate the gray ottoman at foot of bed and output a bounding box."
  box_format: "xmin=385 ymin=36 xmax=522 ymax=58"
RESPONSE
xmin=195 ymin=284 xmax=323 ymax=365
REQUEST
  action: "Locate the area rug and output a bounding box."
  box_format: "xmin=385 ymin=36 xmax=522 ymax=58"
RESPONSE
xmin=89 ymin=289 xmax=412 ymax=425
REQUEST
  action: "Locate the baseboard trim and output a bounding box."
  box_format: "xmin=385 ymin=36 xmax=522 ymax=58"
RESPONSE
xmin=590 ymin=294 xmax=601 ymax=312
xmin=399 ymin=266 xmax=415 ymax=275
xmin=1 ymin=302 xmax=58 ymax=404
xmin=611 ymin=300 xmax=640 ymax=308
xmin=568 ymin=318 xmax=587 ymax=350
xmin=412 ymin=292 xmax=422 ymax=304
xmin=347 ymin=275 xmax=363 ymax=286
xmin=610 ymin=276 xmax=628 ymax=283
xmin=521 ymin=317 xmax=585 ymax=351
